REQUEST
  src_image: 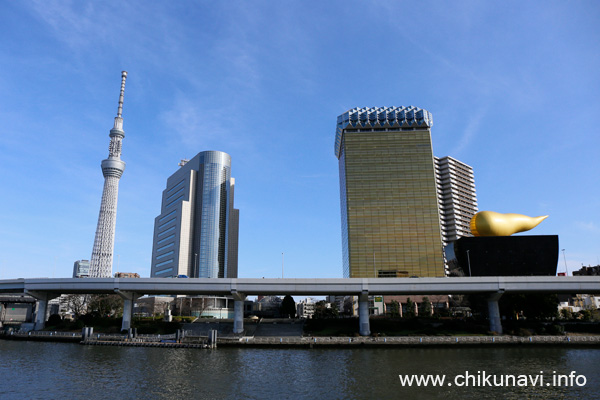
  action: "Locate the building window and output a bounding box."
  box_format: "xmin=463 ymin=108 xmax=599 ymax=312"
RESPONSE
xmin=158 ymin=218 xmax=176 ymax=230
xmin=155 ymin=259 xmax=173 ymax=268
xmin=158 ymin=210 xmax=177 ymax=223
xmin=166 ymin=195 xmax=184 ymax=209
xmin=155 ymin=268 xmax=173 ymax=275
xmin=156 ymin=251 xmax=174 ymax=260
xmin=157 ymin=234 xmax=175 ymax=244
xmin=156 ymin=242 xmax=175 ymax=253
xmin=157 ymin=226 xmax=176 ymax=237
xmin=166 ymin=187 xmax=185 ymax=202
xmin=166 ymin=179 xmax=185 ymax=195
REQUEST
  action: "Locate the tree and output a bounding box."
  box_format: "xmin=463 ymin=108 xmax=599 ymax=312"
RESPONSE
xmin=173 ymin=296 xmax=213 ymax=318
xmin=190 ymin=297 xmax=211 ymax=318
xmin=47 ymin=314 xmax=62 ymax=326
xmin=329 ymin=302 xmax=340 ymax=318
xmin=428 ymin=295 xmax=449 ymax=315
xmin=404 ymin=298 xmax=415 ymax=318
xmin=560 ymin=308 xmax=573 ymax=320
xmin=281 ymin=295 xmax=296 ymax=318
xmin=88 ymin=294 xmax=123 ymax=317
xmin=66 ymin=294 xmax=90 ymax=318
xmin=500 ymin=294 xmax=559 ymax=320
xmin=313 ymin=300 xmax=338 ymax=319
xmin=578 ymin=310 xmax=592 ymax=321
xmin=388 ymin=300 xmax=400 ymax=317
xmin=420 ymin=297 xmax=432 ymax=316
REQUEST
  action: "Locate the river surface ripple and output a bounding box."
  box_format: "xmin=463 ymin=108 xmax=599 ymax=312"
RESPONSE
xmin=0 ymin=341 xmax=598 ymax=399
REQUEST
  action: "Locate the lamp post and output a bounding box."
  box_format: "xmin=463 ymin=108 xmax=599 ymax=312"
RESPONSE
xmin=194 ymin=253 xmax=198 ymax=278
xmin=466 ymin=250 xmax=472 ymax=277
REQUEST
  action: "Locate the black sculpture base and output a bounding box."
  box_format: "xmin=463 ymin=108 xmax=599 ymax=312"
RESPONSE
xmin=445 ymin=235 xmax=559 ymax=277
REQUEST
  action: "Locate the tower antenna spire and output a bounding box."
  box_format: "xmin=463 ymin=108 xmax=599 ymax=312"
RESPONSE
xmin=116 ymin=71 xmax=127 ymax=118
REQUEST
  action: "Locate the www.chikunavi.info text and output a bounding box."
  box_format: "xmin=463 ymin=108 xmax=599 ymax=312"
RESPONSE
xmin=399 ymin=371 xmax=587 ymax=387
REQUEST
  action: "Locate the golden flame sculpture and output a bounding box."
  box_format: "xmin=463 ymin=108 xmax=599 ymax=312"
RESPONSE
xmin=470 ymin=211 xmax=548 ymax=237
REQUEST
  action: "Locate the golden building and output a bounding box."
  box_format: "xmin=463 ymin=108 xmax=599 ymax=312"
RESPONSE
xmin=335 ymin=106 xmax=445 ymax=278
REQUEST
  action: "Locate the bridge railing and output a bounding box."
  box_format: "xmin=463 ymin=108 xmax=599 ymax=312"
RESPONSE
xmin=135 ymin=333 xmax=177 ymax=341
xmin=21 ymin=331 xmax=80 ymax=338
xmin=236 ymin=335 xmax=600 ymax=345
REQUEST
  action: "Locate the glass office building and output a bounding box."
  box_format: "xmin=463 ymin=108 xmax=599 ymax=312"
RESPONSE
xmin=73 ymin=260 xmax=90 ymax=278
xmin=335 ymin=106 xmax=445 ymax=278
xmin=150 ymin=151 xmax=239 ymax=278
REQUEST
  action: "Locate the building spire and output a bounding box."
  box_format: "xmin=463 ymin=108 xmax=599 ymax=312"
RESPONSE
xmin=116 ymin=71 xmax=127 ymax=118
xmin=89 ymin=71 xmax=129 ymax=278
xmin=111 ymin=71 xmax=127 ymax=135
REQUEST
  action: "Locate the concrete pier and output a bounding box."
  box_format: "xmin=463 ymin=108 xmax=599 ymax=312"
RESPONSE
xmin=487 ymin=292 xmax=504 ymax=334
xmin=25 ymin=291 xmax=58 ymax=330
xmin=358 ymin=293 xmax=371 ymax=336
xmin=233 ymin=292 xmax=246 ymax=334
xmin=35 ymin=299 xmax=48 ymax=331
xmin=116 ymin=291 xmax=139 ymax=331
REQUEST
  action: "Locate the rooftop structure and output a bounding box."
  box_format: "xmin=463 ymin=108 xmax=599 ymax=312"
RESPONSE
xmin=114 ymin=272 xmax=140 ymax=278
xmin=335 ymin=106 xmax=433 ymax=158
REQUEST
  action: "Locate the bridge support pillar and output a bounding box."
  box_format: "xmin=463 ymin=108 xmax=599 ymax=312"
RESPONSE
xmin=487 ymin=292 xmax=504 ymax=334
xmin=26 ymin=291 xmax=59 ymax=331
xmin=232 ymin=292 xmax=246 ymax=335
xmin=358 ymin=292 xmax=371 ymax=336
xmin=35 ymin=299 xmax=49 ymax=331
xmin=115 ymin=291 xmax=140 ymax=332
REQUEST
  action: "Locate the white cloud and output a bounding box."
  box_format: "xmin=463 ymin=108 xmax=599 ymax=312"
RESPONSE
xmin=27 ymin=0 xmax=112 ymax=49
xmin=576 ymin=221 xmax=600 ymax=233
xmin=450 ymin=107 xmax=485 ymax=155
xmin=158 ymin=92 xmax=259 ymax=159
xmin=160 ymin=95 xmax=231 ymax=150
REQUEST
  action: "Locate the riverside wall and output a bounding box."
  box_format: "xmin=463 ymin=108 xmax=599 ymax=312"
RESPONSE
xmin=3 ymin=331 xmax=599 ymax=348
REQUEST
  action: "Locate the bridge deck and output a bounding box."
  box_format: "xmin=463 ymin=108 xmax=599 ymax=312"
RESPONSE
xmin=1 ymin=276 xmax=599 ymax=296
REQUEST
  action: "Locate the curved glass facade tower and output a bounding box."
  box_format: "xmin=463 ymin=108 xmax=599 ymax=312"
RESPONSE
xmin=150 ymin=151 xmax=239 ymax=278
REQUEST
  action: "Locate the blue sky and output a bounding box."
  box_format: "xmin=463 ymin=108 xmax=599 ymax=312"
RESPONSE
xmin=1 ymin=1 xmax=598 ymax=279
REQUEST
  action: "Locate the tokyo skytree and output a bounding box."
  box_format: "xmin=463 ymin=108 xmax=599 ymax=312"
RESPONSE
xmin=89 ymin=71 xmax=128 ymax=278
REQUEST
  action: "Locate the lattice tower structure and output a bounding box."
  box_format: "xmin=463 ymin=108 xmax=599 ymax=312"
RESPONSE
xmin=89 ymin=71 xmax=128 ymax=278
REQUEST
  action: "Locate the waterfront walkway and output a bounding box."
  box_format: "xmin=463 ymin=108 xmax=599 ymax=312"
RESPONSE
xmin=3 ymin=330 xmax=599 ymax=348
xmin=233 ymin=335 xmax=600 ymax=347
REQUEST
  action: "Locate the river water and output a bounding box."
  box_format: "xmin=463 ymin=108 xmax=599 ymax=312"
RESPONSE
xmin=0 ymin=341 xmax=598 ymax=399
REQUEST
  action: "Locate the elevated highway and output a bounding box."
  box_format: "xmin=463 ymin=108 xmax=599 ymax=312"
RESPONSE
xmin=2 ymin=276 xmax=600 ymax=295
xmin=2 ymin=276 xmax=598 ymax=335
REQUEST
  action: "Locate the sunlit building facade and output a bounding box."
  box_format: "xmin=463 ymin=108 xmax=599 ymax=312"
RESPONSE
xmin=335 ymin=106 xmax=445 ymax=278
xmin=435 ymin=156 xmax=478 ymax=247
xmin=150 ymin=151 xmax=239 ymax=278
